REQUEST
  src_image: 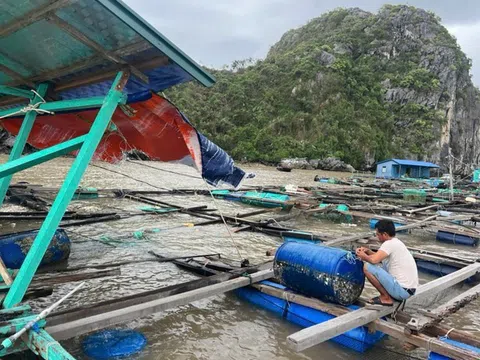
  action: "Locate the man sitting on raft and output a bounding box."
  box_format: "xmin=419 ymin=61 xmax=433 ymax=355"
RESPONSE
xmin=355 ymin=219 xmax=418 ymax=306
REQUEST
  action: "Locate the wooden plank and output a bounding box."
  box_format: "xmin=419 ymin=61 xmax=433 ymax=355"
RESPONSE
xmin=0 ymin=42 xmax=152 ymax=107
xmin=46 ymin=269 xmax=273 ymax=340
xmin=413 ymin=283 xmax=480 ymax=332
xmin=30 ymin=41 xmax=151 ymax=82
xmin=0 ymin=257 xmax=13 ymax=286
xmin=404 ymin=204 xmax=440 ymax=214
xmin=0 ymin=64 xmax=35 ymax=88
xmin=47 ymin=266 xmax=266 ymax=327
xmin=194 ymin=208 xmax=280 ymax=226
xmin=287 ymin=304 xmax=393 ymax=352
xmin=31 ymin=268 xmax=120 ymax=287
xmin=430 ymin=282 xmax=480 ymax=316
xmin=253 ymin=284 xmax=349 ymax=317
xmin=46 ymin=14 xmax=149 ymax=83
xmin=54 ymin=56 xmax=168 ymax=92
xmin=286 ymin=263 xmax=480 ymax=352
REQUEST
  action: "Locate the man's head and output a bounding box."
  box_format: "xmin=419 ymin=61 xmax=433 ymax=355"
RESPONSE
xmin=374 ymin=219 xmax=396 ymax=242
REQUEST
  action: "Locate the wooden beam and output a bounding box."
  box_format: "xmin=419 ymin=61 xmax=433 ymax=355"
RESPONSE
xmin=31 ymin=268 xmax=120 ymax=288
xmin=30 ymin=41 xmax=151 ymax=83
xmin=0 ymin=86 xmax=33 ymax=99
xmin=0 ymin=64 xmax=35 ymax=89
xmin=0 ymin=42 xmax=153 ymax=108
xmin=286 ymin=263 xmax=480 ymax=352
xmin=413 ymin=282 xmax=480 ymax=333
xmin=47 ymin=266 xmax=264 ymax=327
xmin=46 ymin=269 xmax=273 ymax=340
xmin=0 ymin=0 xmax=73 ymax=38
xmin=0 ymin=258 xmax=13 ymax=286
xmin=46 ymin=14 xmax=149 ymax=83
xmin=253 ymin=284 xmax=350 ymax=318
xmin=54 ymin=56 xmax=168 ymax=92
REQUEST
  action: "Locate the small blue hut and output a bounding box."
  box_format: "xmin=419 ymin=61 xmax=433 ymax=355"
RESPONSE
xmin=375 ymin=159 xmax=439 ymax=179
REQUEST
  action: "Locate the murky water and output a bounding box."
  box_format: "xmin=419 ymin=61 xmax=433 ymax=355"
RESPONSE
xmin=2 ymin=156 xmax=479 ymax=360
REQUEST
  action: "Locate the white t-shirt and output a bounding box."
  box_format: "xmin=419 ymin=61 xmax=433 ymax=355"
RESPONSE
xmin=380 ymin=237 xmax=419 ymax=289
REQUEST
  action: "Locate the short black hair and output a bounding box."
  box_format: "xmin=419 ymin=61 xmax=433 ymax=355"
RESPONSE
xmin=374 ymin=219 xmax=396 ymax=236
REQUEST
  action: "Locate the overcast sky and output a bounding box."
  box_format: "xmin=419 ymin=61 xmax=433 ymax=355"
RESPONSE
xmin=124 ymin=0 xmax=480 ymax=86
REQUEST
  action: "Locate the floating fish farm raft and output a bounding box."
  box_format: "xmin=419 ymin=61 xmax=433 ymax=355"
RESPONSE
xmin=0 ymin=1 xmax=479 ymax=360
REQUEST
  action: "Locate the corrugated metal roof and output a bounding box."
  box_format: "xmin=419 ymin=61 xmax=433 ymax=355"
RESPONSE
xmin=376 ymin=159 xmax=439 ymax=168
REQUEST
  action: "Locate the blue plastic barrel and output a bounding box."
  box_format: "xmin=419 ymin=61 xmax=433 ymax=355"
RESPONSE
xmin=274 ymin=242 xmax=365 ymax=305
xmin=436 ymin=230 xmax=479 ymax=247
xmin=0 ymin=228 xmax=71 ymax=269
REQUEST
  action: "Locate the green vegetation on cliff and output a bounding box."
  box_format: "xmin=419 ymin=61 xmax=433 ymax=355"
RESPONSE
xmin=166 ymin=5 xmax=473 ymax=169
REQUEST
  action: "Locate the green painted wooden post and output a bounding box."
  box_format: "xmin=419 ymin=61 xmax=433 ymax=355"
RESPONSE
xmin=26 ymin=329 xmax=76 ymax=360
xmin=0 ymin=83 xmax=49 ymax=206
xmin=0 ymin=96 xmax=107 ymax=118
xmin=0 ymin=85 xmax=35 ymax=99
xmin=3 ymin=71 xmax=128 ymax=308
xmin=0 ymin=135 xmax=86 ymax=179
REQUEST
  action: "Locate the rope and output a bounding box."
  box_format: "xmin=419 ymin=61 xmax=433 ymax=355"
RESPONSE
xmin=91 ymin=163 xmax=171 ymax=191
xmin=241 ymin=272 xmax=253 ymax=285
xmin=127 ymin=159 xmax=202 ymax=180
xmin=91 ymin=126 xmax=244 ymax=260
xmin=445 ymin=327 xmax=456 ymax=339
xmin=111 ymin=127 xmax=203 ymax=197
xmin=0 ymin=90 xmax=54 ymax=119
xmin=425 ymin=336 xmax=435 ymax=353
xmin=202 ymin=178 xmax=244 ymax=261
xmin=267 ymin=217 xmax=283 ymax=228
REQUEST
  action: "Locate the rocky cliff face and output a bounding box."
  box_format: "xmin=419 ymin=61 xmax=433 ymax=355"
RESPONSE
xmin=270 ymin=6 xmax=480 ymax=173
xmin=167 ymin=5 xmax=480 ymax=173
xmin=373 ymin=6 xmax=480 ymax=173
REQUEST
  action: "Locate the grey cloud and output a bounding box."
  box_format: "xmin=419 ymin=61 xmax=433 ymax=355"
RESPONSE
xmin=124 ymin=0 xmax=480 ymax=85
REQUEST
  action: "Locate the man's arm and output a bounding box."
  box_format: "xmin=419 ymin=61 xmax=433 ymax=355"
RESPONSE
xmin=358 ymin=247 xmax=375 ymax=255
xmin=356 ymin=248 xmax=388 ymax=264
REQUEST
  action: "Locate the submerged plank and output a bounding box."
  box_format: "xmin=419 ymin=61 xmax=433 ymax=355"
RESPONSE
xmin=46 ymin=269 xmax=273 ymax=340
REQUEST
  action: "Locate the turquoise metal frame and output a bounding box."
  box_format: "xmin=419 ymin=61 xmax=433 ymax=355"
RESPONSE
xmin=3 ymin=71 xmax=129 ymax=308
xmin=0 ymin=1 xmax=218 ymax=358
xmin=0 ymin=70 xmax=129 ymax=360
xmin=0 ymin=83 xmax=49 ymax=206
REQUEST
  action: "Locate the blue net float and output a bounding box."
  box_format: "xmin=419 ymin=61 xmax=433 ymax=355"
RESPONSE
xmin=82 ymin=329 xmax=147 ymax=360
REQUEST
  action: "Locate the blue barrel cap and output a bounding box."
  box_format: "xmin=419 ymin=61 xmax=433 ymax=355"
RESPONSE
xmin=82 ymin=329 xmax=147 ymax=359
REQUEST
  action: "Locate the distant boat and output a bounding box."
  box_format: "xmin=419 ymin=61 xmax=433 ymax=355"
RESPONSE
xmin=276 ymin=166 xmax=292 ymax=172
xmin=0 ymin=228 xmax=71 ymax=269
